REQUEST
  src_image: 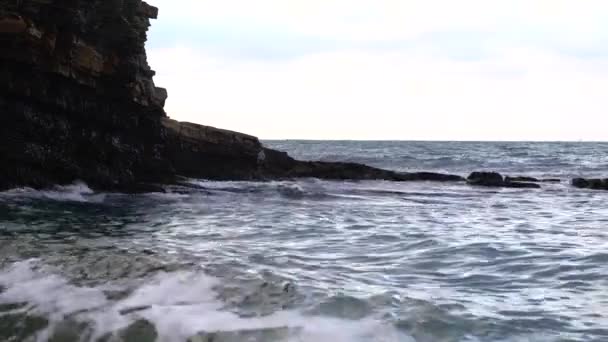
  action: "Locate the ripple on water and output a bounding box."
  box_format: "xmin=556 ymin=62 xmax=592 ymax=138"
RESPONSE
xmin=1 ymin=172 xmax=608 ymax=341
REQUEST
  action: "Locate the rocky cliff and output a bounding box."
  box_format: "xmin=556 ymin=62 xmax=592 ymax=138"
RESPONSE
xmin=0 ymin=0 xmax=170 ymax=191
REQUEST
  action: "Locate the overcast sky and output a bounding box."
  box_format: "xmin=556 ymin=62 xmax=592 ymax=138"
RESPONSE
xmin=145 ymin=0 xmax=608 ymax=140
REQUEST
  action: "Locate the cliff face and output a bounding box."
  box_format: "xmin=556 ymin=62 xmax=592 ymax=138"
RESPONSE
xmin=0 ymin=0 xmax=170 ymax=191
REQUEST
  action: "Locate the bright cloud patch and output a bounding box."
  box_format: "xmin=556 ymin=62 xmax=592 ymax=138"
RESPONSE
xmin=145 ymin=0 xmax=608 ymax=140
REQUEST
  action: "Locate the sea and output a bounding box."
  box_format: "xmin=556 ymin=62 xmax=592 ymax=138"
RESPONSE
xmin=1 ymin=141 xmax=607 ymax=342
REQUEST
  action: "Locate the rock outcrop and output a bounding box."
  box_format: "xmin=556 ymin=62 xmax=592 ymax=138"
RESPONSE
xmin=468 ymin=172 xmax=541 ymax=189
xmin=163 ymin=119 xmax=465 ymax=182
xmin=162 ymin=118 xmax=263 ymax=180
xmin=571 ymin=178 xmax=608 ymax=191
xmin=0 ymin=0 xmax=170 ymax=192
xmin=505 ymin=176 xmax=560 ymax=183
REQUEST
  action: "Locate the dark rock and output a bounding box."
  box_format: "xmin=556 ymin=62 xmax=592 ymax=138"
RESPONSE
xmin=162 ymin=118 xmax=263 ymax=180
xmin=124 ymin=183 xmax=166 ymax=194
xmin=505 ymin=176 xmax=539 ymax=183
xmin=503 ymin=181 xmax=541 ymax=189
xmin=162 ymin=119 xmax=465 ymax=183
xmin=0 ymin=0 xmax=172 ymax=192
xmin=467 ymin=172 xmax=504 ymax=186
xmin=0 ymin=313 xmax=48 ymax=342
xmin=572 ymin=178 xmax=608 ymax=190
xmin=398 ymin=172 xmax=464 ymax=182
xmin=282 ymin=161 xmax=464 ymax=182
xmin=505 ymin=176 xmax=560 ymax=183
xmin=48 ymin=320 xmax=91 ymax=342
xmin=119 ymin=305 xmax=152 ymax=315
xmin=119 ymin=319 xmax=157 ymax=342
xmin=572 ymin=178 xmax=589 ymax=188
xmin=468 ymin=172 xmax=540 ymax=189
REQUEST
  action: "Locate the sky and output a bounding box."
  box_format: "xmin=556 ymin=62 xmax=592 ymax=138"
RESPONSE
xmin=145 ymin=0 xmax=608 ymax=141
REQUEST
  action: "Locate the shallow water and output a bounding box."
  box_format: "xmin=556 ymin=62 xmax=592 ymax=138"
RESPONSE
xmin=1 ymin=141 xmax=608 ymax=341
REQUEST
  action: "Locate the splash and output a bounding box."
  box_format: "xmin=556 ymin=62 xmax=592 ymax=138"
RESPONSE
xmin=0 ymin=260 xmax=411 ymax=342
xmin=0 ymin=181 xmax=105 ymax=203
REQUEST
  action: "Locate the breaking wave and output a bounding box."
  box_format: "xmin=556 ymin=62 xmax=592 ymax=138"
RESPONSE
xmin=0 ymin=260 xmax=411 ymax=342
xmin=0 ymin=181 xmax=106 ymax=203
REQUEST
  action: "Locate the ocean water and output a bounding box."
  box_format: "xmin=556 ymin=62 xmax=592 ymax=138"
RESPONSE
xmin=1 ymin=141 xmax=607 ymax=342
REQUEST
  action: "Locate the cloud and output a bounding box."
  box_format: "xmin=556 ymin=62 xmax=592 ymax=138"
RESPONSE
xmin=149 ymin=44 xmax=608 ymax=140
xmin=145 ymin=0 xmax=608 ymax=140
xmin=148 ymin=0 xmax=608 ymax=43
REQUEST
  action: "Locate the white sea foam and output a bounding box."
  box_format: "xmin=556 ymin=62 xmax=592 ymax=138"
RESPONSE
xmin=0 ymin=181 xmax=106 ymax=203
xmin=0 ymin=260 xmax=412 ymax=342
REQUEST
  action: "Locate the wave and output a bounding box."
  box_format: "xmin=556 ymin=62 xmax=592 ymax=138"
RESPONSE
xmin=0 ymin=260 xmax=412 ymax=342
xmin=0 ymin=181 xmax=106 ymax=203
xmin=183 ymin=179 xmax=337 ymax=201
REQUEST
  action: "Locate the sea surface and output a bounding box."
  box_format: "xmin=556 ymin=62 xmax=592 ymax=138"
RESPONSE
xmin=1 ymin=141 xmax=607 ymax=342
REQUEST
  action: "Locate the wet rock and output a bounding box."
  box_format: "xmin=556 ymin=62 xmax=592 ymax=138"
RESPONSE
xmin=503 ymin=181 xmax=541 ymax=189
xmin=48 ymin=320 xmax=91 ymax=342
xmin=313 ymin=294 xmax=373 ymax=320
xmin=125 ymin=183 xmax=166 ymax=194
xmin=398 ymin=172 xmax=464 ymax=182
xmin=572 ymin=178 xmax=589 ymax=188
xmin=468 ymin=172 xmax=540 ymax=189
xmin=163 ymin=119 xmax=465 ymax=183
xmin=0 ymin=0 xmax=172 ymax=192
xmin=505 ymin=176 xmax=539 ymax=183
xmin=505 ymin=176 xmax=561 ymax=183
xmin=0 ymin=313 xmax=48 ymax=341
xmin=162 ymin=118 xmax=263 ymax=180
xmin=468 ymin=172 xmax=505 ymax=187
xmin=572 ymin=178 xmax=608 ymax=190
xmin=260 ymin=149 xmax=463 ymax=182
xmin=285 ymin=161 xmax=464 ymax=182
xmin=119 ymin=319 xmax=158 ymax=342
xmin=119 ymin=305 xmax=152 ymax=315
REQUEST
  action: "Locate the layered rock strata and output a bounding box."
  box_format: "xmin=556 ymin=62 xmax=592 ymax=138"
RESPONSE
xmin=0 ymin=0 xmax=170 ymax=191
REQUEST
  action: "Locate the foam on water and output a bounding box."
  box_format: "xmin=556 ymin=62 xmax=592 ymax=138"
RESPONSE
xmin=1 ymin=181 xmax=106 ymax=203
xmin=183 ymin=179 xmax=332 ymax=200
xmin=0 ymin=260 xmax=412 ymax=342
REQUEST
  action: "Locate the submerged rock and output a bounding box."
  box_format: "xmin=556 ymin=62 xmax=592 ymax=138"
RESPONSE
xmin=119 ymin=320 xmax=158 ymax=342
xmin=189 ymin=327 xmax=299 ymax=342
xmin=505 ymin=176 xmax=540 ymax=183
xmin=468 ymin=172 xmax=541 ymax=189
xmin=505 ymin=176 xmax=561 ymax=183
xmin=0 ymin=313 xmax=48 ymax=342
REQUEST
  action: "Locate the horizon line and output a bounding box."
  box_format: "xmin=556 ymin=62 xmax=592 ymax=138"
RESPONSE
xmin=260 ymin=138 xmax=607 ymax=143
